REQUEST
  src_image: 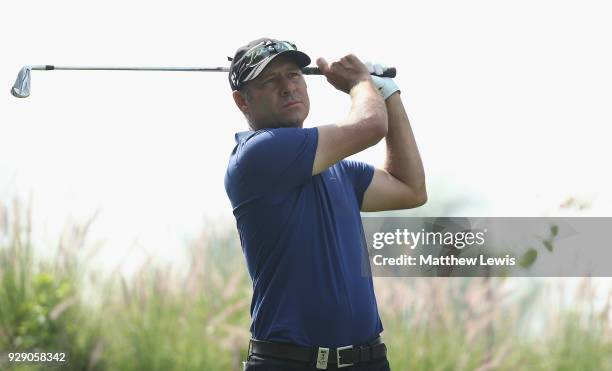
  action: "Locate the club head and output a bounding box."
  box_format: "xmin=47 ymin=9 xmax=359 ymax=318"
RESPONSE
xmin=11 ymin=66 xmax=32 ymax=98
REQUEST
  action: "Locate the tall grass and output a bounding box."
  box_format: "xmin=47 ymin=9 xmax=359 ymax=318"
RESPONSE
xmin=374 ymin=277 xmax=612 ymax=370
xmin=0 ymin=198 xmax=103 ymax=370
xmin=1 ymin=199 xmax=611 ymax=370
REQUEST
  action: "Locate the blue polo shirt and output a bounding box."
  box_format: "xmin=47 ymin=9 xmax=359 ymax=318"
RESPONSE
xmin=224 ymin=127 xmax=383 ymax=347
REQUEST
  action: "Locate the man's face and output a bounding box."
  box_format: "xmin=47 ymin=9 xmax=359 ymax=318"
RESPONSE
xmin=235 ymin=55 xmax=310 ymax=129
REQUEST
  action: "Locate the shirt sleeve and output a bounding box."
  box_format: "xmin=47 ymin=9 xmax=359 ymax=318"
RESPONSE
xmin=236 ymin=127 xmax=319 ymax=193
xmin=340 ymin=159 xmax=375 ymax=208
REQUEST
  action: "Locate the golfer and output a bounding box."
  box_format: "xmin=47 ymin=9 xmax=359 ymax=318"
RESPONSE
xmin=225 ymin=38 xmax=426 ymax=371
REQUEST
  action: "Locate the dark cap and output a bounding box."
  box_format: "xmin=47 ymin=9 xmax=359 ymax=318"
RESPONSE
xmin=229 ymin=38 xmax=311 ymax=91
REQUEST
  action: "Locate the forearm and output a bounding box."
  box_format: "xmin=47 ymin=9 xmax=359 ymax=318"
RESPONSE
xmin=384 ymin=93 xmax=426 ymax=193
xmin=346 ymin=79 xmax=388 ymax=136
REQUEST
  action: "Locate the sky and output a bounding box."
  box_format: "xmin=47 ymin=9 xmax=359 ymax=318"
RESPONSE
xmin=1 ymin=0 xmax=611 ymax=271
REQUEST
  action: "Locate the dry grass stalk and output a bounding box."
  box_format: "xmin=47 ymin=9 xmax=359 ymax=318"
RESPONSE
xmin=49 ymin=295 xmax=79 ymax=321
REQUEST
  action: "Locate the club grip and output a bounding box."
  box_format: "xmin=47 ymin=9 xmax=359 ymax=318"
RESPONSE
xmin=302 ymin=66 xmax=396 ymax=78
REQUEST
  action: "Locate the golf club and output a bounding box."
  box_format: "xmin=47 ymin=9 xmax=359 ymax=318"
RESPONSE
xmin=10 ymin=65 xmax=397 ymax=98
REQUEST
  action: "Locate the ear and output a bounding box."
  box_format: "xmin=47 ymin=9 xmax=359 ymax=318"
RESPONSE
xmin=232 ymin=90 xmax=249 ymax=115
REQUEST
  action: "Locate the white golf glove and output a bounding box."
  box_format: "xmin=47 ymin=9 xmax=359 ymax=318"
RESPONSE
xmin=365 ymin=62 xmax=400 ymax=100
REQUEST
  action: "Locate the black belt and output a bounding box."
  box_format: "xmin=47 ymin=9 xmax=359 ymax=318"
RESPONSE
xmin=249 ymin=337 xmax=387 ymax=369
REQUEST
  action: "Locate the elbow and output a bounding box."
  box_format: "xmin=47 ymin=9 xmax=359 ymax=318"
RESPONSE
xmin=414 ymin=185 xmax=428 ymax=207
xmin=375 ymin=106 xmax=389 ymax=138
xmin=406 ymin=185 xmax=428 ymax=208
xmin=376 ymin=117 xmax=388 ymax=139
xmin=414 ymin=191 xmax=428 ymax=207
xmin=366 ymin=109 xmax=388 ymax=143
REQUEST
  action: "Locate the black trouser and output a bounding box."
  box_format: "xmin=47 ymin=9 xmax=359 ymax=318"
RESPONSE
xmin=243 ymin=354 xmax=391 ymax=371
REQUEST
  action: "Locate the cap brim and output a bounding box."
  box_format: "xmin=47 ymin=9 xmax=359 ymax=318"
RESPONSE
xmin=241 ymin=50 xmax=311 ymax=87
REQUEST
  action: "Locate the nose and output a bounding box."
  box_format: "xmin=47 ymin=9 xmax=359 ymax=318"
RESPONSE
xmin=279 ymin=76 xmax=296 ymax=97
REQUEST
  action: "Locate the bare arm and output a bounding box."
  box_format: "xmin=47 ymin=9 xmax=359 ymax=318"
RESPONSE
xmin=362 ymin=92 xmax=427 ymax=211
xmin=312 ymin=55 xmax=388 ymax=175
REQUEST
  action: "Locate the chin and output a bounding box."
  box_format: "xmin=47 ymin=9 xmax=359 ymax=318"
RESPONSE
xmin=278 ymin=115 xmax=304 ymax=127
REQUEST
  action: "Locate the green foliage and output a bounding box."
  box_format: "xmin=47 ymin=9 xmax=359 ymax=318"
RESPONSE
xmin=542 ymin=239 xmax=554 ymax=252
xmin=12 ymin=272 xmax=74 ymax=349
xmin=516 ymin=223 xmax=559 ymax=269
xmin=519 ymin=248 xmax=538 ymax=268
xmin=550 ymin=225 xmax=559 ymax=238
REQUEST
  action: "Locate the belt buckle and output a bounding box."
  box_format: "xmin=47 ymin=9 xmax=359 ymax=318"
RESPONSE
xmin=336 ymin=345 xmax=354 ymax=368
xmin=316 ymin=347 xmax=329 ymax=370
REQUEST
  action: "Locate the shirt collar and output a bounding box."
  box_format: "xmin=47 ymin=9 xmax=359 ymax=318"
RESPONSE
xmin=235 ymin=131 xmax=254 ymax=143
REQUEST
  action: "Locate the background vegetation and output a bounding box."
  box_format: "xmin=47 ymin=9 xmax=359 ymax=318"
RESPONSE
xmin=1 ymin=199 xmax=611 ymax=370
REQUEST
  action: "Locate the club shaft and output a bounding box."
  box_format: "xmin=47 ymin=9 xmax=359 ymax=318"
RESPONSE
xmin=30 ymin=65 xmax=229 ymax=72
xmin=29 ymin=65 xmax=397 ymax=77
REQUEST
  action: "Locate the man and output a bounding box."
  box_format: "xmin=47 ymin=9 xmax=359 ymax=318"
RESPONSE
xmin=224 ymin=38 xmax=426 ymax=371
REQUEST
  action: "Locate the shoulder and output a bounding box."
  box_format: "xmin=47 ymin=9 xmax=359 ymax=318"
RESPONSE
xmin=241 ymin=127 xmax=315 ymax=146
xmin=239 ymin=127 xmax=317 ymax=158
xmin=229 ymin=127 xmax=319 ymax=182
